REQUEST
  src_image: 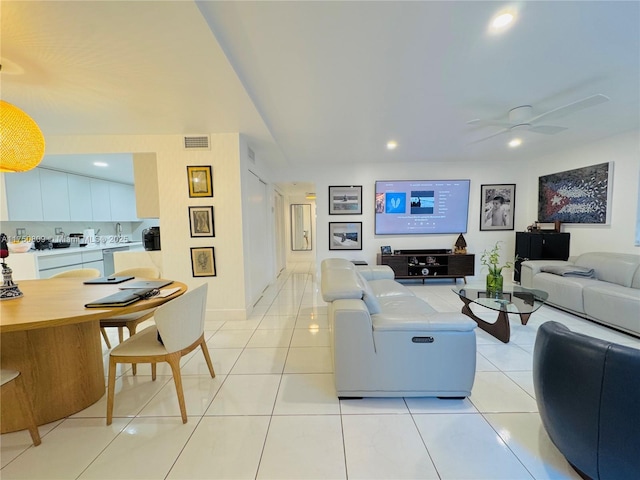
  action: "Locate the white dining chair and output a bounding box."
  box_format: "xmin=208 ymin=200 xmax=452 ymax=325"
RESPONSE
xmin=106 ymin=283 xmax=214 ymax=425
xmin=49 ymin=268 xmax=101 ymax=279
xmin=99 ymin=267 xmax=162 ymax=354
xmin=1 ymin=370 xmax=42 ymax=446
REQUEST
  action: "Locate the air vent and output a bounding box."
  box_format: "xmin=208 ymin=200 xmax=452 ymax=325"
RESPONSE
xmin=183 ymin=135 xmax=210 ymax=150
xmin=248 ymin=147 xmax=256 ymax=163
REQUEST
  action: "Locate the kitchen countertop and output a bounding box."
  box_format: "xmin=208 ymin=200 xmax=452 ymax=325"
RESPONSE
xmin=13 ymin=241 xmax=144 ymax=257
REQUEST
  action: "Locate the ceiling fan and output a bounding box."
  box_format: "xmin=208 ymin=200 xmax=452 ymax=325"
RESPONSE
xmin=467 ymin=93 xmax=609 ymax=144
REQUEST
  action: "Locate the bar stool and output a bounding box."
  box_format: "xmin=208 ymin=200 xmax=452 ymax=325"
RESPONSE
xmin=0 ymin=370 xmax=42 ymax=446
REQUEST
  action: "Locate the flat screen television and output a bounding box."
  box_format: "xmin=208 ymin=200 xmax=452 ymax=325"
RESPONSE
xmin=375 ymin=179 xmax=470 ymax=235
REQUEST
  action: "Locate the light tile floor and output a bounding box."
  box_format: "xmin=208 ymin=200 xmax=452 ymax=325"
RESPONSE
xmin=2 ymin=262 xmax=639 ymax=479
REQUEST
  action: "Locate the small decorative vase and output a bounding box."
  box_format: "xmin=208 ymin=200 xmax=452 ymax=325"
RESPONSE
xmin=486 ymin=272 xmax=504 ymax=298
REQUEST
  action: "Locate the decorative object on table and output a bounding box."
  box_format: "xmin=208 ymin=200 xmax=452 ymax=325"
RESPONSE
xmin=0 ymin=233 xmax=23 ymax=300
xmin=328 ymin=222 xmax=362 ymax=250
xmin=481 ymin=241 xmax=514 ymax=297
xmin=189 ymin=206 xmax=215 ymax=237
xmin=538 ymin=162 xmax=612 ymax=224
xmin=190 ymin=246 xmax=216 ymax=277
xmin=328 ymin=185 xmax=362 ymax=215
xmin=454 ymin=233 xmax=467 ymax=254
xmin=0 ymin=100 xmax=46 ymax=173
xmin=186 ymin=165 xmax=213 ymax=198
xmin=380 ymin=245 xmax=392 ymax=255
xmin=480 ymin=184 xmax=516 ymax=231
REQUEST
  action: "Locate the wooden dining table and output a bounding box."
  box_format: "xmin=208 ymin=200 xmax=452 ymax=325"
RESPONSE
xmin=0 ymin=277 xmax=186 ymax=434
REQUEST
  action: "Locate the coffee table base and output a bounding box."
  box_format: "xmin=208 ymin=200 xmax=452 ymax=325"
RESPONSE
xmin=459 ymin=298 xmax=530 ymax=343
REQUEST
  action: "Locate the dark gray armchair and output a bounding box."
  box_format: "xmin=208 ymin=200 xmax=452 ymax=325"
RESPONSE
xmin=533 ymin=321 xmax=640 ymax=480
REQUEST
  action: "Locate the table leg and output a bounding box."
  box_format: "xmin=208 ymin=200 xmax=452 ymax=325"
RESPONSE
xmin=460 ymin=298 xmax=511 ymax=343
xmin=519 ymin=313 xmax=531 ymax=325
xmin=1 ymin=321 xmax=105 ymax=433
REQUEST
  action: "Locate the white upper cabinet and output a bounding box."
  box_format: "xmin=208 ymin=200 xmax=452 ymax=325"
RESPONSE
xmin=40 ymin=169 xmax=71 ymax=221
xmin=67 ymin=174 xmax=93 ymax=221
xmin=4 ymin=169 xmax=44 ymax=221
xmin=90 ymin=178 xmax=112 ymax=221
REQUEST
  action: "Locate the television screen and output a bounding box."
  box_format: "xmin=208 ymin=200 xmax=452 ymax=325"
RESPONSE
xmin=375 ymin=179 xmax=470 ymax=235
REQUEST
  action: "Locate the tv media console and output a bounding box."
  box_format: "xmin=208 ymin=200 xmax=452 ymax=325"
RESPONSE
xmin=377 ymin=249 xmax=475 ymax=284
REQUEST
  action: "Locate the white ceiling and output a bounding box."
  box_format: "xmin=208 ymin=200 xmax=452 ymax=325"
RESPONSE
xmin=2 ymin=1 xmax=639 ymax=178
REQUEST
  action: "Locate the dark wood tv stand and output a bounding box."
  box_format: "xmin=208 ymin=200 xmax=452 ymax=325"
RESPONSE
xmin=377 ymin=249 xmax=475 ymax=284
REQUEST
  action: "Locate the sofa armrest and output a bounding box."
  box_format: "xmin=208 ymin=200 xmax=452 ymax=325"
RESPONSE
xmin=520 ymin=260 xmax=571 ymax=287
xmin=373 ymin=312 xmax=476 ymax=332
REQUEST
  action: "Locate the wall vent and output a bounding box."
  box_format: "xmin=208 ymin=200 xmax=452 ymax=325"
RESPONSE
xmin=183 ymin=135 xmax=210 ymax=150
xmin=248 ymin=146 xmax=256 ymax=163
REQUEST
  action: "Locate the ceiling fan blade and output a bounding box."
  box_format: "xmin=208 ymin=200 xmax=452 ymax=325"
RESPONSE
xmin=528 ymin=125 xmax=568 ymax=135
xmin=530 ymin=93 xmax=609 ymax=124
xmin=467 ymin=128 xmax=510 ymax=145
xmin=467 ymin=119 xmax=512 ymax=128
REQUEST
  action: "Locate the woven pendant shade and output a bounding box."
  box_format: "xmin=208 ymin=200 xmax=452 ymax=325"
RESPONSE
xmin=0 ymin=100 xmax=45 ymax=173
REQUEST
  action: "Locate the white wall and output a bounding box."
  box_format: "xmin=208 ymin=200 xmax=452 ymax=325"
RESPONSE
xmin=525 ymin=130 xmax=639 ymax=256
xmin=275 ymin=130 xmax=639 ymax=279
xmin=44 ymin=133 xmax=250 ymax=319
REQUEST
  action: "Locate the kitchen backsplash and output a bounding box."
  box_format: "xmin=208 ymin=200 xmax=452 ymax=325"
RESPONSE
xmin=1 ymin=219 xmax=158 ymax=242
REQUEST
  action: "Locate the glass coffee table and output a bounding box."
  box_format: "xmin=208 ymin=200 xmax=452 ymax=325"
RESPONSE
xmin=452 ymin=285 xmax=549 ymax=343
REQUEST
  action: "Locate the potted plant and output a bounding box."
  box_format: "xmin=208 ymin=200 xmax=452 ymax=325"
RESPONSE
xmin=480 ymin=241 xmax=514 ymax=296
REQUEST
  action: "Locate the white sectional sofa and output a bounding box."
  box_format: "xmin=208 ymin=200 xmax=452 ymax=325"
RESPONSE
xmin=520 ymin=252 xmax=640 ymax=337
xmin=320 ymin=258 xmax=477 ymax=398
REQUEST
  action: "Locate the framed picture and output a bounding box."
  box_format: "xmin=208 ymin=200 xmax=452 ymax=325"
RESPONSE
xmin=190 ymin=246 xmax=216 ymax=277
xmin=380 ymin=245 xmax=392 ymax=255
xmin=538 ymin=162 xmax=612 ymax=224
xmin=187 ymin=165 xmax=213 ymax=198
xmin=480 ymin=184 xmax=516 ymax=231
xmin=329 ymin=185 xmax=362 ymax=215
xmin=189 ymin=206 xmax=215 ymax=237
xmin=329 ymin=222 xmax=362 ymax=250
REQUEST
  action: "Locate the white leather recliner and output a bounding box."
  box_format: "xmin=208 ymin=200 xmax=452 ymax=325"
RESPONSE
xmin=321 ymin=258 xmax=477 ymax=398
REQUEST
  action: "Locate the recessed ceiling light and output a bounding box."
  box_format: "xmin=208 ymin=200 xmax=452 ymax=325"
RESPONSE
xmin=386 ymin=140 xmax=398 ymax=150
xmin=489 ymin=9 xmax=517 ymax=33
xmin=508 ymin=138 xmax=522 ymax=148
xmin=93 ymin=161 xmax=108 ymax=167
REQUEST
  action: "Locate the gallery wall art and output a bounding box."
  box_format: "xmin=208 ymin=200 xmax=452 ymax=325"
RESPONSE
xmin=538 ymin=162 xmax=612 ymax=224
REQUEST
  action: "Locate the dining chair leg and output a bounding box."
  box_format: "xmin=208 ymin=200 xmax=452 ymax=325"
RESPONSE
xmin=151 ymin=363 xmax=156 ymax=381
xmin=199 ymin=336 xmax=216 ymax=378
xmin=166 ymin=353 xmax=187 ymax=423
xmin=128 ymin=324 xmax=137 ymax=375
xmin=13 ymin=374 xmax=41 ymax=446
xmin=100 ymin=327 xmax=112 ymax=349
xmin=106 ymin=357 xmax=118 ymax=425
xmin=118 ymin=327 xmax=124 ymax=344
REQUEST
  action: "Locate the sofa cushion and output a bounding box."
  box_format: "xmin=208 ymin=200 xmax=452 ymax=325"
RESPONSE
xmin=575 ymin=252 xmax=640 ymax=288
xmin=583 ymin=283 xmax=640 ymax=335
xmin=368 ymin=279 xmax=415 ymax=298
xmin=532 ymin=273 xmax=600 ymax=314
xmin=373 ymin=312 xmax=476 ymax=332
xmin=377 ymin=296 xmax=437 ymax=315
xmin=355 ymin=271 xmax=382 ymax=315
xmin=321 ymin=267 xmax=363 ymax=302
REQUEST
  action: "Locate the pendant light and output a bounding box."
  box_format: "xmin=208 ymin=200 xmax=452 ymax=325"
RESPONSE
xmin=0 ymin=100 xmax=46 ymax=173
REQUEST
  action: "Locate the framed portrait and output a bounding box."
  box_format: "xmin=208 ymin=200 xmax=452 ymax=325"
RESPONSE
xmin=329 ymin=222 xmax=362 ymax=250
xmin=187 ymin=165 xmax=213 ymax=198
xmin=538 ymin=162 xmax=612 ymax=224
xmin=380 ymin=245 xmax=392 ymax=255
xmin=329 ymin=185 xmax=362 ymax=215
xmin=189 ymin=206 xmax=215 ymax=237
xmin=190 ymin=246 xmax=216 ymax=277
xmin=480 ymin=184 xmax=516 ymax=231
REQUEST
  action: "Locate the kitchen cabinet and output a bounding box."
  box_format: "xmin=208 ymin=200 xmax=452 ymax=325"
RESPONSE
xmin=109 ymin=182 xmax=138 ymax=221
xmin=37 ymin=249 xmax=105 ymax=278
xmin=67 ymin=174 xmax=93 ymax=221
xmin=40 ymin=169 xmax=71 ymax=221
xmin=4 ymin=169 xmax=44 ymax=221
xmin=90 ymin=179 xmax=112 ymax=221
